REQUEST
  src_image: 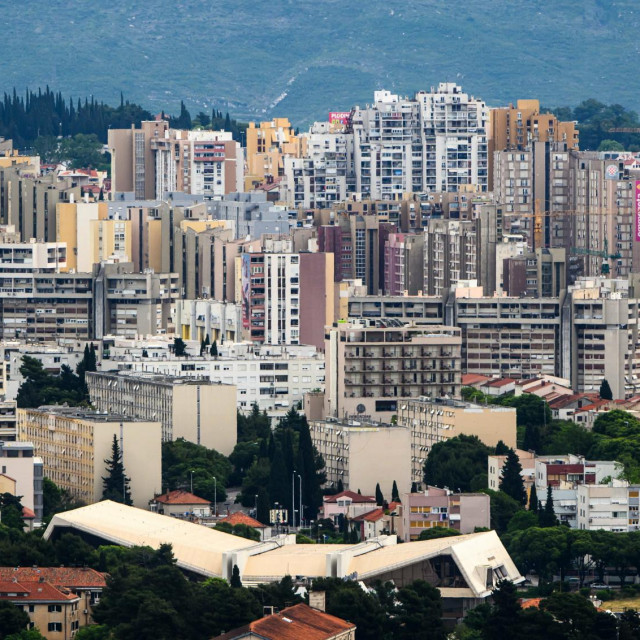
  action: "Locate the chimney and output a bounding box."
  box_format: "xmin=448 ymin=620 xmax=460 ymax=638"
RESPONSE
xmin=309 ymin=591 xmax=326 ymax=612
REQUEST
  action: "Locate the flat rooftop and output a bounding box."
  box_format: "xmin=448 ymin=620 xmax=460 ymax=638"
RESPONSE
xmin=86 ymin=371 xmax=229 ymax=386
xmin=23 ymin=406 xmax=155 ymax=423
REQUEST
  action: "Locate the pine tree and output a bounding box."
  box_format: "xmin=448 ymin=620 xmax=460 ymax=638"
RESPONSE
xmin=173 ymin=337 xmax=187 ymax=357
xmin=499 ymin=449 xmax=527 ymax=505
xmin=600 ymin=378 xmax=613 ymax=400
xmin=540 ymin=485 xmax=559 ymax=527
xmin=391 ymin=480 xmax=400 ymax=502
xmin=230 ymin=564 xmax=242 ymax=588
xmin=495 ymin=440 xmax=510 ymax=455
xmin=529 ymin=484 xmax=538 ymax=512
xmin=375 ymin=483 xmax=384 ymax=506
xmin=102 ymin=434 xmax=132 ymax=505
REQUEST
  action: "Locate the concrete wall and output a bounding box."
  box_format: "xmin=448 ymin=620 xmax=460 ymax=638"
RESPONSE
xmin=92 ymin=421 xmax=162 ymax=509
xmin=348 ymin=427 xmax=411 ymax=499
xmin=172 ymin=384 xmax=237 ymax=455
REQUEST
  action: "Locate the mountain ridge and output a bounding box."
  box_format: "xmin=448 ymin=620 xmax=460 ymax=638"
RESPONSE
xmin=2 ymin=0 xmax=638 ymax=126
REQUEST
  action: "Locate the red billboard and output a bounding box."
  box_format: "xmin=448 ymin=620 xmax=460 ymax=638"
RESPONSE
xmin=636 ymin=181 xmax=640 ymax=242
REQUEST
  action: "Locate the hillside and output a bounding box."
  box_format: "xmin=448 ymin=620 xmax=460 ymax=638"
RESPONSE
xmin=2 ymin=0 xmax=639 ymax=126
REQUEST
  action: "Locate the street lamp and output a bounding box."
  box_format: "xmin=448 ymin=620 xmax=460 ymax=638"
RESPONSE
xmin=297 ymin=474 xmax=302 ymax=529
xmin=213 ymin=476 xmax=217 ymax=518
xmin=190 ymin=470 xmax=194 ymax=494
xmin=254 ymin=494 xmax=258 ymax=518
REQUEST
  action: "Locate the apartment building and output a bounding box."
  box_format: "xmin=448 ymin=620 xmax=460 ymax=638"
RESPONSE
xmin=400 ymin=488 xmax=490 ymax=541
xmin=324 ymin=322 xmax=462 ymax=423
xmin=17 ymin=406 xmax=161 ymax=507
xmin=172 ymin=299 xmax=243 ymax=344
xmin=383 ymin=232 xmax=424 ymax=296
xmin=283 ymin=121 xmax=355 ymax=208
xmin=86 ymin=371 xmax=237 ymax=455
xmin=577 ymin=482 xmax=640 ymax=532
xmin=103 ymin=343 xmax=325 ymax=421
xmin=489 ymin=99 xmax=579 ymax=186
xmin=0 ymin=271 xmax=94 ymax=341
xmin=93 ymin=262 xmax=179 ymax=339
xmin=310 ymin=418 xmax=411 ymax=498
xmin=317 ymin=214 xmax=395 ymax=294
xmin=108 ymin=120 xmax=243 ymax=199
xmin=0 ymin=164 xmax=81 ymax=243
xmin=0 ymin=401 xmax=16 ymax=440
xmin=244 ymin=118 xmax=303 ymax=189
xmin=0 ymin=440 xmax=44 ymax=520
xmin=240 ymin=250 xmax=298 ymax=345
xmin=450 ymin=293 xmax=563 ymax=380
xmin=502 ymin=247 xmax=567 ymax=298
xmin=0 ymin=579 xmax=82 ymax=640
xmin=56 ymin=201 xmax=108 ymax=272
xmin=397 ymin=397 xmax=516 ymax=486
xmin=351 ymin=84 xmax=488 ymax=198
xmin=568 ymin=277 xmax=640 ymax=398
xmin=488 ymin=449 xmax=537 ymax=493
xmin=210 ymin=191 xmax=293 ymax=240
xmin=346 ymin=292 xmax=445 ymax=325
xmin=423 ymin=219 xmax=479 ymax=296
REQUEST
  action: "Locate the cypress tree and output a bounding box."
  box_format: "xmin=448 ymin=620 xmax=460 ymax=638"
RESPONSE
xmin=392 ymin=480 xmax=400 ymax=502
xmin=499 ymin=449 xmax=527 ymax=505
xmin=540 ymin=485 xmax=559 ymax=527
xmin=495 ymin=440 xmax=510 ymax=455
xmin=256 ymin=489 xmax=270 ymax=525
xmin=297 ymin=416 xmax=322 ymax=519
xmin=230 ymin=564 xmax=242 ymax=588
xmin=529 ymin=484 xmax=538 ymax=512
xmin=210 ymin=340 xmax=218 ymax=357
xmin=337 ymin=478 xmax=344 ymax=493
xmin=375 ymin=483 xmax=384 ymax=506
xmin=600 ymin=378 xmax=613 ymax=400
xmin=102 ymin=434 xmax=132 ymax=505
xmin=523 ymin=423 xmax=542 ymax=452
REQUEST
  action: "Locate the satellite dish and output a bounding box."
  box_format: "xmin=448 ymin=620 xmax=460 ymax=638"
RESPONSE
xmin=356 ymin=404 xmax=366 ymax=414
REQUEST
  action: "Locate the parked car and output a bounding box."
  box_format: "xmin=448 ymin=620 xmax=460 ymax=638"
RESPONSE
xmin=589 ymin=582 xmax=611 ymax=590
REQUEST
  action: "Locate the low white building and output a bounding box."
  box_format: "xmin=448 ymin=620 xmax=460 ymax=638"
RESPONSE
xmin=104 ymin=342 xmax=325 ymax=420
xmin=0 ymin=441 xmax=44 ymax=521
xmin=577 ymin=482 xmax=640 ymax=532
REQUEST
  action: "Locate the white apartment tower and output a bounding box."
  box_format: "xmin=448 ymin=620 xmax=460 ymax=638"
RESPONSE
xmin=351 ymin=84 xmax=488 ymax=199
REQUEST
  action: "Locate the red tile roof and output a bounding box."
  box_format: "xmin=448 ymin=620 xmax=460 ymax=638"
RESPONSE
xmin=0 ymin=567 xmax=107 ymax=589
xmin=218 ymin=511 xmax=266 ymax=529
xmin=22 ymin=507 xmax=35 ymax=519
xmin=484 ymin=377 xmax=517 ymax=388
xmin=352 ymin=508 xmax=385 ymax=523
xmin=323 ymin=490 xmax=376 ymax=504
xmin=462 ymin=373 xmax=490 ymax=386
xmin=153 ymin=490 xmax=211 ymax=505
xmin=0 ymin=581 xmax=78 ymax=602
xmin=216 ymin=603 xmax=356 ymax=640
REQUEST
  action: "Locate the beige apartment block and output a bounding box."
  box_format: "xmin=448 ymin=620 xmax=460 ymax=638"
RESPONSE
xmin=325 ymin=322 xmax=462 ymax=423
xmin=397 ymin=397 xmax=517 ymax=486
xmin=310 ymin=419 xmax=411 ymax=498
xmin=86 ymin=372 xmax=237 ymax=455
xmin=17 ymin=407 xmax=161 ymax=508
xmin=56 ymin=201 xmax=108 ymax=272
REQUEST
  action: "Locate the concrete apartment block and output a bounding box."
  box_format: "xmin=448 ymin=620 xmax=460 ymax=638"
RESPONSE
xmin=86 ymin=371 xmax=237 ymax=455
xmin=17 ymin=406 xmax=161 ymax=508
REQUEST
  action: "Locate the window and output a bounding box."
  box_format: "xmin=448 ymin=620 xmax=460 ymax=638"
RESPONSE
xmin=48 ymin=623 xmax=63 ymax=632
xmin=48 ymin=604 xmax=62 ymax=612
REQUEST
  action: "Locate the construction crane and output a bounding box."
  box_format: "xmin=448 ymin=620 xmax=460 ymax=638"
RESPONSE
xmin=501 ymin=208 xmax=623 ymax=275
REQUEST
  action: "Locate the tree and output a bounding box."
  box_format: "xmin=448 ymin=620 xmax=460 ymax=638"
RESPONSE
xmin=495 ymin=440 xmax=510 ymax=455
xmin=529 ymin=483 xmax=538 ymax=512
xmin=375 ymin=483 xmax=384 ymax=506
xmin=0 ymin=492 xmax=25 ymax=530
xmin=483 ymin=490 xmax=522 ymax=534
xmin=5 ymin=630 xmax=47 ymax=640
xmin=598 ymin=139 xmax=625 ymax=152
xmin=523 ymin=423 xmax=542 ymax=452
xmin=499 ymin=449 xmax=527 ymax=505
xmin=391 ymin=480 xmax=400 ymax=503
xmin=394 ymin=580 xmax=446 ymax=640
xmin=210 ymin=340 xmax=218 ymax=358
xmin=418 ymin=527 xmax=461 ymax=541
xmin=162 ymin=438 xmax=231 ymax=504
xmin=0 ymin=600 xmax=31 ymax=637
xmin=256 ymin=489 xmax=270 ymax=525
xmin=55 ymin=532 xmax=98 ymax=567
xmin=539 ymin=486 xmax=559 ymax=527
xmin=173 ymin=337 xmax=187 ymax=357
xmin=102 ymin=435 xmax=132 ymax=505
xmin=230 ymin=564 xmax=242 ymax=588
xmin=600 ymin=378 xmax=614 ymax=400
xmin=424 ymin=435 xmax=493 ymax=492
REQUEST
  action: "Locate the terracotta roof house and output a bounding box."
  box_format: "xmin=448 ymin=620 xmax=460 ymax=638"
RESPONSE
xmin=149 ymin=490 xmax=212 ymax=518
xmin=215 ymin=603 xmax=356 ymax=640
xmin=322 ymin=491 xmax=378 ymax=522
xmin=218 ymin=512 xmax=267 ymax=530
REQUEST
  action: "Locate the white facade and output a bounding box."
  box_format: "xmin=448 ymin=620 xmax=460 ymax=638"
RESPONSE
xmin=104 ymin=344 xmax=325 ymax=420
xmin=577 ymin=483 xmax=640 ymax=532
xmin=351 ymin=84 xmax=488 ymax=199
